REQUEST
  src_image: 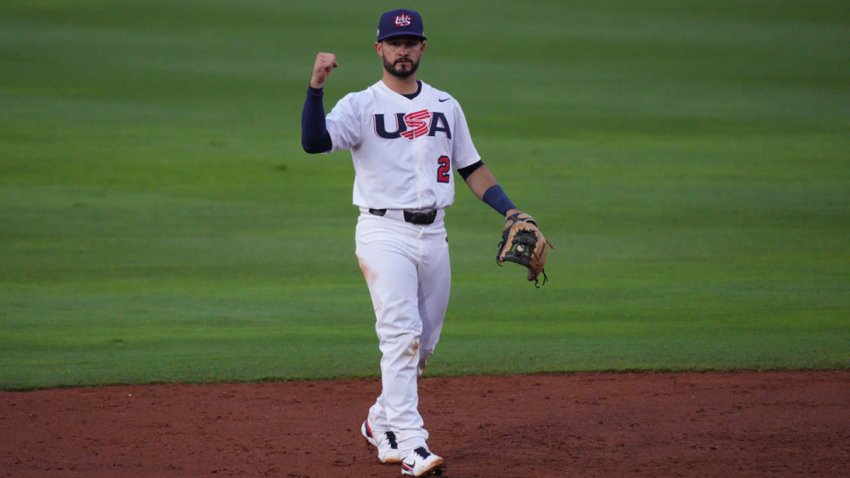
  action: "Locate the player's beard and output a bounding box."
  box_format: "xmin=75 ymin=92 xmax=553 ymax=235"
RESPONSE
xmin=383 ymin=56 xmax=419 ymax=79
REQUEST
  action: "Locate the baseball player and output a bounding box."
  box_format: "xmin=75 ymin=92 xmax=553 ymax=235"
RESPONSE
xmin=301 ymin=9 xmax=546 ymax=477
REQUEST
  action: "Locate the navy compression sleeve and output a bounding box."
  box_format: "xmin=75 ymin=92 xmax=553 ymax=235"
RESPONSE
xmin=457 ymin=160 xmax=484 ymax=180
xmin=301 ymin=86 xmax=333 ymax=153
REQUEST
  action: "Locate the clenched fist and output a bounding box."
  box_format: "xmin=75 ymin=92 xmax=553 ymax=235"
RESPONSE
xmin=310 ymin=52 xmax=338 ymax=89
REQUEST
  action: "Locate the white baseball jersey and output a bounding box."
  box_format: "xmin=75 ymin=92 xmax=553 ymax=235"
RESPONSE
xmin=325 ymin=80 xmax=481 ymax=210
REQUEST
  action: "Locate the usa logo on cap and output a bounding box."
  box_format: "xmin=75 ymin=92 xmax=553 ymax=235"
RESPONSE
xmin=377 ymin=9 xmax=426 ymax=41
xmin=395 ymin=14 xmax=412 ymax=27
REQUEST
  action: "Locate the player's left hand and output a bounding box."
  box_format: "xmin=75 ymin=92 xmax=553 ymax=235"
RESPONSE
xmin=496 ymin=211 xmax=553 ymax=286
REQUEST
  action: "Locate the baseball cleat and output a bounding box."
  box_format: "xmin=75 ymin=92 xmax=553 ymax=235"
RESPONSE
xmin=361 ymin=420 xmax=402 ymax=463
xmin=417 ymin=357 xmax=428 ymax=377
xmin=401 ymin=447 xmax=444 ymax=477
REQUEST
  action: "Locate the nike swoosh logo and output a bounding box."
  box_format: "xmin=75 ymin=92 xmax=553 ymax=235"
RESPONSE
xmin=438 ymin=97 xmax=450 ymax=102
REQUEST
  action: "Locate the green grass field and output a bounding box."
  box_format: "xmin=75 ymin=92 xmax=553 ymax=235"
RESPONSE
xmin=2 ymin=0 xmax=848 ymax=390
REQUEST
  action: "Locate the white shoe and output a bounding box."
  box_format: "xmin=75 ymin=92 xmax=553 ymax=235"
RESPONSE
xmin=361 ymin=420 xmax=402 ymax=463
xmin=417 ymin=357 xmax=428 ymax=377
xmin=401 ymin=447 xmax=445 ymax=477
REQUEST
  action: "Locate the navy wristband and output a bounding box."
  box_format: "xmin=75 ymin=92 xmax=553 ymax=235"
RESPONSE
xmin=482 ymin=185 xmax=516 ymax=216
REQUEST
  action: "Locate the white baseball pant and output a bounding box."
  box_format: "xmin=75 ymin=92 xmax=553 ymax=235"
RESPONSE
xmin=355 ymin=209 xmax=450 ymax=458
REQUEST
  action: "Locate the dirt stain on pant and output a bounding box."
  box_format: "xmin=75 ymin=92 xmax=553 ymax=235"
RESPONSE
xmin=357 ymin=257 xmax=374 ymax=285
xmin=408 ymin=339 xmax=420 ymax=357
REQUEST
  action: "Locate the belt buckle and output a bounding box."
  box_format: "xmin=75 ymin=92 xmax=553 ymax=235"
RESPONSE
xmin=404 ymin=210 xmax=437 ymax=225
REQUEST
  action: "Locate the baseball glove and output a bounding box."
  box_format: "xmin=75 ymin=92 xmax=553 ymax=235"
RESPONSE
xmin=496 ymin=211 xmax=552 ymax=286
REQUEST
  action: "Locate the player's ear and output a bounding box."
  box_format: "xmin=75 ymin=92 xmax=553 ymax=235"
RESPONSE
xmin=375 ymin=41 xmax=382 ymax=56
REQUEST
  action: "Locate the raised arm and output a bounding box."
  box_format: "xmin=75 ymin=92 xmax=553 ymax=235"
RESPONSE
xmin=301 ymin=53 xmax=338 ymax=154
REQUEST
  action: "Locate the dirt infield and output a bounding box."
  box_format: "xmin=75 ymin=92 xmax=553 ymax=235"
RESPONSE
xmin=2 ymin=371 xmax=848 ymax=477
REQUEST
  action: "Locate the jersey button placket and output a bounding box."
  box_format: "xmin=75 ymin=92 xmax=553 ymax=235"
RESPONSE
xmin=412 ymin=135 xmax=429 ymax=209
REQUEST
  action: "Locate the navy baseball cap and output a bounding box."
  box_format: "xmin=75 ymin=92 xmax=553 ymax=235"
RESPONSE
xmin=376 ymin=9 xmax=426 ymax=42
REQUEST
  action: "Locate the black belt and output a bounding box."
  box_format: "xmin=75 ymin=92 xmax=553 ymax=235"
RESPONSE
xmin=368 ymin=208 xmax=438 ymax=225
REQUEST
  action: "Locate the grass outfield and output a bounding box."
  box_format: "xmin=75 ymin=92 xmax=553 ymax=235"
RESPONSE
xmin=1 ymin=1 xmax=848 ymax=390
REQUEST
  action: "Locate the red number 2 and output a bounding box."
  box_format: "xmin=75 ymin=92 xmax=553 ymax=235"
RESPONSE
xmin=437 ymin=155 xmax=451 ymax=183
